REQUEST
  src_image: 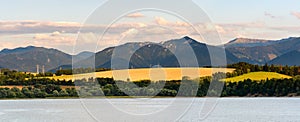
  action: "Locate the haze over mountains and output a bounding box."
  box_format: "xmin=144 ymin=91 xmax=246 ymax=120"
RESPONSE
xmin=0 ymin=36 xmax=299 ymax=72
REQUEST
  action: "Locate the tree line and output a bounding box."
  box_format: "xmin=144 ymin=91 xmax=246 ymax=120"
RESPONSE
xmin=76 ymin=76 xmax=300 ymax=97
xmin=0 ymin=84 xmax=78 ymax=98
xmin=1 ymin=76 xmax=300 ymax=98
xmin=227 ymin=62 xmax=300 ymax=77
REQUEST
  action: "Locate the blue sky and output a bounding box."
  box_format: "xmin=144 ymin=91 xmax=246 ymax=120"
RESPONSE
xmin=1 ymin=0 xmax=299 ymax=24
xmin=196 ymin=0 xmax=300 ymax=24
xmin=0 ymin=0 xmax=300 ymax=54
xmin=0 ymin=0 xmax=103 ymax=22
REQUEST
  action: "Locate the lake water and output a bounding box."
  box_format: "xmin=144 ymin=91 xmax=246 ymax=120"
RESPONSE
xmin=0 ymin=98 xmax=299 ymax=122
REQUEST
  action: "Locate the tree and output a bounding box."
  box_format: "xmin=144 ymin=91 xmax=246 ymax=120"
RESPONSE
xmin=263 ymin=63 xmax=269 ymax=72
xmin=33 ymin=88 xmax=46 ymax=98
xmin=270 ymin=64 xmax=275 ymax=72
xmin=59 ymin=90 xmax=69 ymax=97
xmin=52 ymin=90 xmax=59 ymax=97
xmin=22 ymin=87 xmax=35 ymax=98
xmin=7 ymin=90 xmax=16 ymax=98
xmin=11 ymin=87 xmax=25 ymax=98
xmin=0 ymin=89 xmax=8 ymax=98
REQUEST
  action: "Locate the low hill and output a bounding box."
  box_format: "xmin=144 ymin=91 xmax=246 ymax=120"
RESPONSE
xmin=225 ymin=72 xmax=292 ymax=82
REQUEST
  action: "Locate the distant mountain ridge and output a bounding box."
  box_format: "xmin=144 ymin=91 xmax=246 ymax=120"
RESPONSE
xmin=226 ymin=37 xmax=300 ymax=65
xmin=0 ymin=46 xmax=72 ymax=72
xmin=225 ymin=38 xmax=277 ymax=48
xmin=0 ymin=36 xmax=300 ymax=72
xmin=0 ymin=46 xmax=34 ymax=55
xmin=91 ymin=36 xmax=238 ymax=69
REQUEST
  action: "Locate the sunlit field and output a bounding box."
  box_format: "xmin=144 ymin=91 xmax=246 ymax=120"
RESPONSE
xmin=0 ymin=85 xmax=77 ymax=89
xmin=49 ymin=68 xmax=235 ymax=81
xmin=225 ymin=72 xmax=292 ymax=82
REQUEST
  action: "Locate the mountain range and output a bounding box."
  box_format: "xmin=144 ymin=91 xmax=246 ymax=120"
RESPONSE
xmin=226 ymin=37 xmax=300 ymax=64
xmin=0 ymin=36 xmax=300 ymax=72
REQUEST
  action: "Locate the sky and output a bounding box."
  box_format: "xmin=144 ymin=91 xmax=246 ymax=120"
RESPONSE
xmin=1 ymin=0 xmax=300 ymax=54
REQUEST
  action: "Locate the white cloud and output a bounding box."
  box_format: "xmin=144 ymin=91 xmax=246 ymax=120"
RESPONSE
xmin=176 ymin=21 xmax=189 ymax=27
xmin=215 ymin=25 xmax=226 ymax=34
xmin=121 ymin=28 xmax=139 ymax=38
xmin=126 ymin=13 xmax=145 ymax=18
xmin=51 ymin=31 xmax=61 ymax=36
xmin=33 ymin=33 xmax=75 ymax=46
xmin=110 ymin=22 xmax=147 ymax=28
xmin=155 ymin=17 xmax=169 ymax=25
xmin=291 ymin=11 xmax=300 ymax=19
xmin=154 ymin=16 xmax=190 ymax=27
xmin=33 ymin=34 xmax=50 ymax=40
xmin=0 ymin=20 xmax=81 ymax=34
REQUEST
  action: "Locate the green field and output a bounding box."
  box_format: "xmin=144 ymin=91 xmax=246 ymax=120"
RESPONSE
xmin=225 ymin=72 xmax=292 ymax=82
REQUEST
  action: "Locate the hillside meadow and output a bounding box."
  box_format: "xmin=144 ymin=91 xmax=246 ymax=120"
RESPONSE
xmin=225 ymin=72 xmax=292 ymax=82
xmin=49 ymin=68 xmax=235 ymax=81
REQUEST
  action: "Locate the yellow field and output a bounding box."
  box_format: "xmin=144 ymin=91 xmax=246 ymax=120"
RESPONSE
xmin=225 ymin=72 xmax=292 ymax=82
xmin=0 ymin=86 xmax=76 ymax=89
xmin=50 ymin=68 xmax=235 ymax=81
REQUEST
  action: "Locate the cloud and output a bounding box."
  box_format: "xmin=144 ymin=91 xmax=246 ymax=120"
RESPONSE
xmin=33 ymin=32 xmax=75 ymax=45
xmin=154 ymin=16 xmax=189 ymax=27
xmin=268 ymin=26 xmax=300 ymax=32
xmin=50 ymin=31 xmax=61 ymax=36
xmin=2 ymin=17 xmax=300 ymax=53
xmin=220 ymin=21 xmax=266 ymax=28
xmin=210 ymin=21 xmax=300 ymax=43
xmin=0 ymin=20 xmax=81 ymax=34
xmin=110 ymin=22 xmax=147 ymax=28
xmin=0 ymin=20 xmax=150 ymax=37
xmin=291 ymin=11 xmax=300 ymax=19
xmin=176 ymin=21 xmax=189 ymax=27
xmin=34 ymin=31 xmax=63 ymax=40
xmin=155 ymin=17 xmax=169 ymax=25
xmin=33 ymin=34 xmax=50 ymax=40
xmin=0 ymin=32 xmax=77 ymax=54
xmin=126 ymin=13 xmax=145 ymax=18
xmin=215 ymin=25 xmax=226 ymax=34
xmin=121 ymin=28 xmax=139 ymax=37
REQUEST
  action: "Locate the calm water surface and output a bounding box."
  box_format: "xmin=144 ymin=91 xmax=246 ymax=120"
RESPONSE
xmin=0 ymin=98 xmax=299 ymax=122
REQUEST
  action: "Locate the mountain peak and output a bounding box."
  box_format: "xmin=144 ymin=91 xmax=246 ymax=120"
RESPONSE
xmin=182 ymin=36 xmax=193 ymax=40
xmin=25 ymin=45 xmax=37 ymax=48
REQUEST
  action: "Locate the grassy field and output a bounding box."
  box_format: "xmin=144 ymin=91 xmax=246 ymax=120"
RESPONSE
xmin=49 ymin=68 xmax=235 ymax=81
xmin=225 ymin=72 xmax=292 ymax=82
